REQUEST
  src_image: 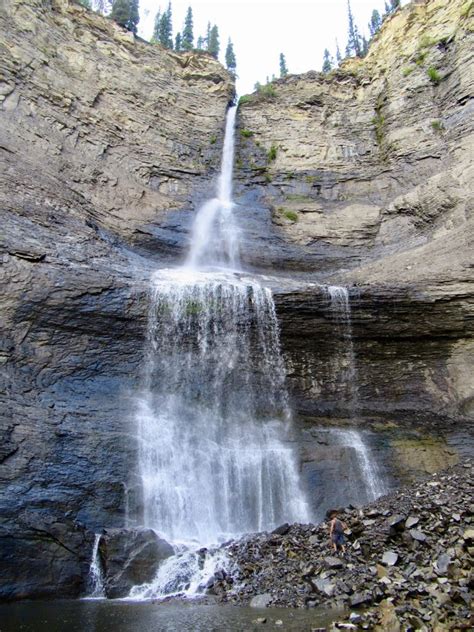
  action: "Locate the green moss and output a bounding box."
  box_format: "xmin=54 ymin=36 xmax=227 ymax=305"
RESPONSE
xmin=283 ymin=210 xmax=298 ymax=222
xmin=267 ymin=144 xmax=278 ymax=162
xmin=240 ymin=129 xmax=254 ymax=138
xmin=402 ymin=66 xmax=415 ymax=77
xmin=285 ymin=193 xmax=312 ymax=202
xmin=431 ymin=119 xmax=444 ymax=132
xmin=427 ymin=66 xmax=442 ymax=84
xmin=419 ymin=34 xmax=439 ymax=48
xmin=209 ymin=135 xmax=217 ymax=145
xmin=371 ymin=113 xmax=386 ymax=146
xmin=415 ymin=50 xmax=428 ymax=66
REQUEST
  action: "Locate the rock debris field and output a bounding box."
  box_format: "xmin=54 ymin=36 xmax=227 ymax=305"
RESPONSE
xmin=208 ymin=461 xmax=473 ymax=630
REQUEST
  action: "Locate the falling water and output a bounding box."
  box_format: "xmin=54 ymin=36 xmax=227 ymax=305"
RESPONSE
xmin=86 ymin=534 xmax=105 ymax=599
xmin=327 ymin=286 xmax=385 ymax=502
xmin=132 ymin=106 xmax=308 ymax=598
xmin=187 ymin=106 xmax=240 ymax=270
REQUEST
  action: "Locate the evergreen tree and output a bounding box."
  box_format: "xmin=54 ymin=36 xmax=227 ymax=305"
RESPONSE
xmin=205 ymin=22 xmax=211 ymax=48
xmin=78 ymin=0 xmax=92 ymax=8
xmin=322 ymin=48 xmax=333 ymax=73
xmin=225 ymin=38 xmax=237 ymax=75
xmin=158 ymin=2 xmax=173 ymax=49
xmin=361 ymin=35 xmax=369 ymax=57
xmin=182 ymin=6 xmax=194 ymax=51
xmin=196 ymin=35 xmax=204 ymax=50
xmin=111 ymin=0 xmax=131 ymax=29
xmin=346 ymin=0 xmax=362 ymax=57
xmin=127 ymin=0 xmax=139 ymax=34
xmin=152 ymin=9 xmax=161 ymax=42
xmin=208 ymin=24 xmax=220 ymax=58
xmin=390 ymin=0 xmax=400 ymax=10
xmin=335 ymin=39 xmax=342 ymax=64
xmin=384 ymin=1 xmax=391 ymax=15
xmin=369 ymin=9 xmax=382 ymax=37
xmin=279 ymin=53 xmax=288 ymax=78
xmin=175 ymin=32 xmax=182 ymax=51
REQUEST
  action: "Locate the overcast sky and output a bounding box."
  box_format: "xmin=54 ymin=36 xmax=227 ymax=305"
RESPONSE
xmin=137 ymin=0 xmax=407 ymax=95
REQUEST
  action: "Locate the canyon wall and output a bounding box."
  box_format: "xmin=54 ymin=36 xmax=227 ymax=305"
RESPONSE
xmin=0 ymin=0 xmax=472 ymax=599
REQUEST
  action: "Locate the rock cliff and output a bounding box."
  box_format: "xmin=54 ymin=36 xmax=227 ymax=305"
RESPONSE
xmin=0 ymin=0 xmax=472 ymax=600
xmin=234 ymin=0 xmax=473 ymax=476
xmin=0 ymin=0 xmax=232 ymax=599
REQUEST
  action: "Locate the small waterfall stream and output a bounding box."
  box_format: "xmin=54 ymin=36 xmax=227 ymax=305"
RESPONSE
xmin=327 ymin=286 xmax=385 ymax=502
xmin=86 ymin=534 xmax=105 ymax=599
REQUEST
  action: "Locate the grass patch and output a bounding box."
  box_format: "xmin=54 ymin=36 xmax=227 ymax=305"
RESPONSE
xmin=402 ymin=66 xmax=415 ymax=77
xmin=209 ymin=135 xmax=217 ymax=145
xmin=267 ymin=144 xmax=278 ymax=162
xmin=431 ymin=119 xmax=444 ymax=132
xmin=371 ymin=113 xmax=386 ymax=146
xmin=427 ymin=66 xmax=442 ymax=84
xmin=257 ymin=83 xmax=277 ymax=99
xmin=240 ymin=129 xmax=254 ymax=138
xmin=419 ymin=34 xmax=439 ymax=48
xmin=238 ymin=94 xmax=252 ymax=106
xmin=415 ymin=50 xmax=428 ymax=66
xmin=285 ymin=193 xmax=312 ymax=202
xmin=277 ymin=208 xmax=298 ymax=222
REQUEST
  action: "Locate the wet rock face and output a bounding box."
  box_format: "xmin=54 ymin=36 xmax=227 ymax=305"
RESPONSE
xmin=0 ymin=0 xmax=233 ymax=601
xmin=99 ymin=528 xmax=174 ymax=598
xmin=212 ymin=460 xmax=474 ymax=630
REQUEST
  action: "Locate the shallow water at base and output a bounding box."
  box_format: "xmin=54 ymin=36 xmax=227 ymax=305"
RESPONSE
xmin=0 ymin=600 xmax=343 ymax=632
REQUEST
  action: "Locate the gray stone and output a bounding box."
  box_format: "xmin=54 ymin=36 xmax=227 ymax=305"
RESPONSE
xmin=324 ymin=556 xmax=344 ymax=568
xmin=350 ymin=592 xmax=372 ymax=607
xmin=382 ymin=551 xmax=399 ymax=566
xmin=405 ymin=516 xmax=419 ymax=529
xmin=250 ymin=593 xmax=272 ymax=608
xmin=409 ymin=529 xmax=427 ymax=543
xmin=315 ymin=578 xmax=336 ymax=597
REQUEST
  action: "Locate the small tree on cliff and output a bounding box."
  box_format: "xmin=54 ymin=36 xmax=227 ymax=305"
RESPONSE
xmin=279 ymin=53 xmax=288 ymax=78
xmin=128 ymin=0 xmax=139 ymax=34
xmin=182 ymin=6 xmax=194 ymax=51
xmin=207 ymin=25 xmax=220 ymax=59
xmin=175 ymin=32 xmax=182 ymax=51
xmin=225 ymin=39 xmax=237 ymax=75
xmin=369 ymin=9 xmax=382 ymax=37
xmin=322 ymin=49 xmax=333 ymax=73
xmin=111 ymin=0 xmax=131 ymax=29
xmin=345 ymin=0 xmax=362 ymax=57
xmin=335 ymin=39 xmax=342 ymax=65
xmin=158 ymin=2 xmax=173 ymax=49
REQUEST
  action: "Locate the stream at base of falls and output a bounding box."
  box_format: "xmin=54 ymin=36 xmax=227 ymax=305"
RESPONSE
xmin=0 ymin=600 xmax=344 ymax=632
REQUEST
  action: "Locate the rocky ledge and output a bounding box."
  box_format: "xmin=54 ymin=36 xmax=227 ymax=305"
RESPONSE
xmin=209 ymin=460 xmax=473 ymax=630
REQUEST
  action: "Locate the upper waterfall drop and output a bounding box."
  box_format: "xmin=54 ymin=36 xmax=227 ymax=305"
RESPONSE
xmin=187 ymin=106 xmax=240 ymax=270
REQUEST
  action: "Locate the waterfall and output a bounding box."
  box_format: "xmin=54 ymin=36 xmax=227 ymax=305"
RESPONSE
xmin=327 ymin=286 xmax=385 ymax=502
xmin=86 ymin=534 xmax=105 ymax=599
xmin=131 ymin=105 xmax=309 ymax=598
xmin=187 ymin=106 xmax=240 ymax=270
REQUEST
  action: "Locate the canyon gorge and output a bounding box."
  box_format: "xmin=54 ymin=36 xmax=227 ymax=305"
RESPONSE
xmin=0 ymin=0 xmax=473 ymax=606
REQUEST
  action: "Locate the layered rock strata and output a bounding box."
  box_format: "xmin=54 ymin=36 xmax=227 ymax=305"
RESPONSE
xmin=0 ymin=0 xmax=232 ymax=599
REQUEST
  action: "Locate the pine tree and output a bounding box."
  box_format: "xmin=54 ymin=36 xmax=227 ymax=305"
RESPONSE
xmin=390 ymin=0 xmax=400 ymax=10
xmin=279 ymin=53 xmax=288 ymax=78
xmin=208 ymin=24 xmax=220 ymax=59
xmin=127 ymin=0 xmax=139 ymax=34
xmin=111 ymin=0 xmax=131 ymax=29
xmin=182 ymin=6 xmax=194 ymax=51
xmin=322 ymin=49 xmax=333 ymax=73
xmin=152 ymin=9 xmax=161 ymax=42
xmin=158 ymin=2 xmax=173 ymax=49
xmin=175 ymin=32 xmax=182 ymax=51
xmin=196 ymin=35 xmax=204 ymax=50
xmin=205 ymin=22 xmax=211 ymax=48
xmin=335 ymin=39 xmax=342 ymax=64
xmin=225 ymin=38 xmax=237 ymax=75
xmin=369 ymin=9 xmax=382 ymax=37
xmin=384 ymin=1 xmax=391 ymax=15
xmin=361 ymin=35 xmax=369 ymax=57
xmin=346 ymin=0 xmax=362 ymax=57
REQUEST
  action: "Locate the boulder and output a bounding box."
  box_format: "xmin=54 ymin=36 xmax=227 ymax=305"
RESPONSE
xmin=99 ymin=528 xmax=174 ymax=598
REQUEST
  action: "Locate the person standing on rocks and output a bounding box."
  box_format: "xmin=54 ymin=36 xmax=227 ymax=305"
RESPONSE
xmin=329 ymin=510 xmax=347 ymax=554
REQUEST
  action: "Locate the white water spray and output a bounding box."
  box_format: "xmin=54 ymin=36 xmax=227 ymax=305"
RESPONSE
xmin=132 ymin=107 xmax=309 ymax=599
xmin=86 ymin=534 xmax=105 ymax=599
xmin=327 ymin=285 xmax=385 ymax=502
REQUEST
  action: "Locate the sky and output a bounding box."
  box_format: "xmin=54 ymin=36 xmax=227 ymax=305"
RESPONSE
xmin=137 ymin=0 xmax=407 ymax=96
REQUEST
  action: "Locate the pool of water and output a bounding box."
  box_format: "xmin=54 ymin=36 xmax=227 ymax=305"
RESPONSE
xmin=0 ymin=600 xmax=342 ymax=632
